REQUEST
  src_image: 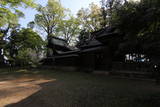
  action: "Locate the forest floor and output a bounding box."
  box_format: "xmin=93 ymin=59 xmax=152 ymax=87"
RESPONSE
xmin=0 ymin=68 xmax=160 ymax=107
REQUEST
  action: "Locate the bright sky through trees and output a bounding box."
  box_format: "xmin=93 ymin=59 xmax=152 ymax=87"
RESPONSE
xmin=19 ymin=0 xmax=140 ymax=28
xmin=19 ymin=0 xmax=100 ymax=28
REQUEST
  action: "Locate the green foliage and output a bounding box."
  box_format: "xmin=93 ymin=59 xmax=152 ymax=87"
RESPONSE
xmin=77 ymin=3 xmax=103 ymax=32
xmin=6 ymin=28 xmax=44 ymax=66
xmin=0 ymin=0 xmax=36 ymax=27
xmin=55 ymin=16 xmax=80 ymax=45
xmin=14 ymin=48 xmax=32 ymax=66
xmin=0 ymin=0 xmax=36 ymax=65
xmin=100 ymin=0 xmax=125 ymax=27
xmin=34 ymin=0 xmax=65 ymax=38
xmin=76 ymin=30 xmax=91 ymax=47
xmin=111 ymin=0 xmax=160 ymax=60
xmin=8 ymin=28 xmax=44 ymax=50
xmin=27 ymin=21 xmax=35 ymax=29
xmin=76 ymin=3 xmax=104 ymax=45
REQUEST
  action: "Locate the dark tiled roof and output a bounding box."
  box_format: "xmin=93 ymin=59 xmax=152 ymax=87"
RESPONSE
xmin=79 ymin=39 xmax=103 ymax=49
xmin=81 ymin=46 xmax=105 ymax=53
xmin=91 ymin=26 xmax=117 ymax=38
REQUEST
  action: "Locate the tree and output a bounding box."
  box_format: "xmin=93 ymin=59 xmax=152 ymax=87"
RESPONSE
xmin=76 ymin=3 xmax=103 ymax=46
xmin=76 ymin=30 xmax=91 ymax=48
xmin=100 ymin=0 xmax=125 ymax=27
xmin=77 ymin=3 xmax=103 ymax=32
xmin=0 ymin=0 xmax=36 ymax=27
xmin=6 ymin=28 xmax=44 ymax=66
xmin=55 ymin=16 xmax=80 ymax=45
xmin=27 ymin=21 xmax=35 ymax=29
xmin=34 ymin=0 xmax=65 ymax=39
xmin=111 ymin=0 xmax=160 ymax=61
xmin=0 ymin=0 xmax=36 ymax=65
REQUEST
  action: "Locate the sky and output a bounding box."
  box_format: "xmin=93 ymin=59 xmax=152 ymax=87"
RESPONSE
xmin=19 ymin=0 xmax=100 ymax=28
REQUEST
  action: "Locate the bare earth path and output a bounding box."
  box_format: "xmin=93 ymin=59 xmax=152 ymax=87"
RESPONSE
xmin=0 ymin=69 xmax=160 ymax=107
xmin=0 ymin=74 xmax=54 ymax=107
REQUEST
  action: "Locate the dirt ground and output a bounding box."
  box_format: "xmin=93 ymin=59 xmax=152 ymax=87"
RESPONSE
xmin=0 ymin=69 xmax=160 ymax=107
xmin=0 ymin=75 xmax=54 ymax=107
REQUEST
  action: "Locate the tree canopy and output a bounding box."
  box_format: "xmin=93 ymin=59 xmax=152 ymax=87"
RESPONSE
xmin=0 ymin=0 xmax=36 ymax=27
xmin=55 ymin=16 xmax=80 ymax=45
xmin=110 ymin=0 xmax=160 ymax=61
xmin=34 ymin=0 xmax=65 ymax=39
xmin=0 ymin=0 xmax=36 ymax=65
xmin=6 ymin=28 xmax=44 ymax=66
xmin=77 ymin=3 xmax=103 ymax=32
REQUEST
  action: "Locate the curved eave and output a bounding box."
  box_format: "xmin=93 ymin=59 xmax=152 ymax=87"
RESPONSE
xmin=96 ymin=33 xmax=120 ymax=44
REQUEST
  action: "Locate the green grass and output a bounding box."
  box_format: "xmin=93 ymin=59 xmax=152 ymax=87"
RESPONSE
xmin=1 ymin=68 xmax=160 ymax=107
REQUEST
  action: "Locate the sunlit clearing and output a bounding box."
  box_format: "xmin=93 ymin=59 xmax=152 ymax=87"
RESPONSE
xmin=0 ymin=77 xmax=56 ymax=107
